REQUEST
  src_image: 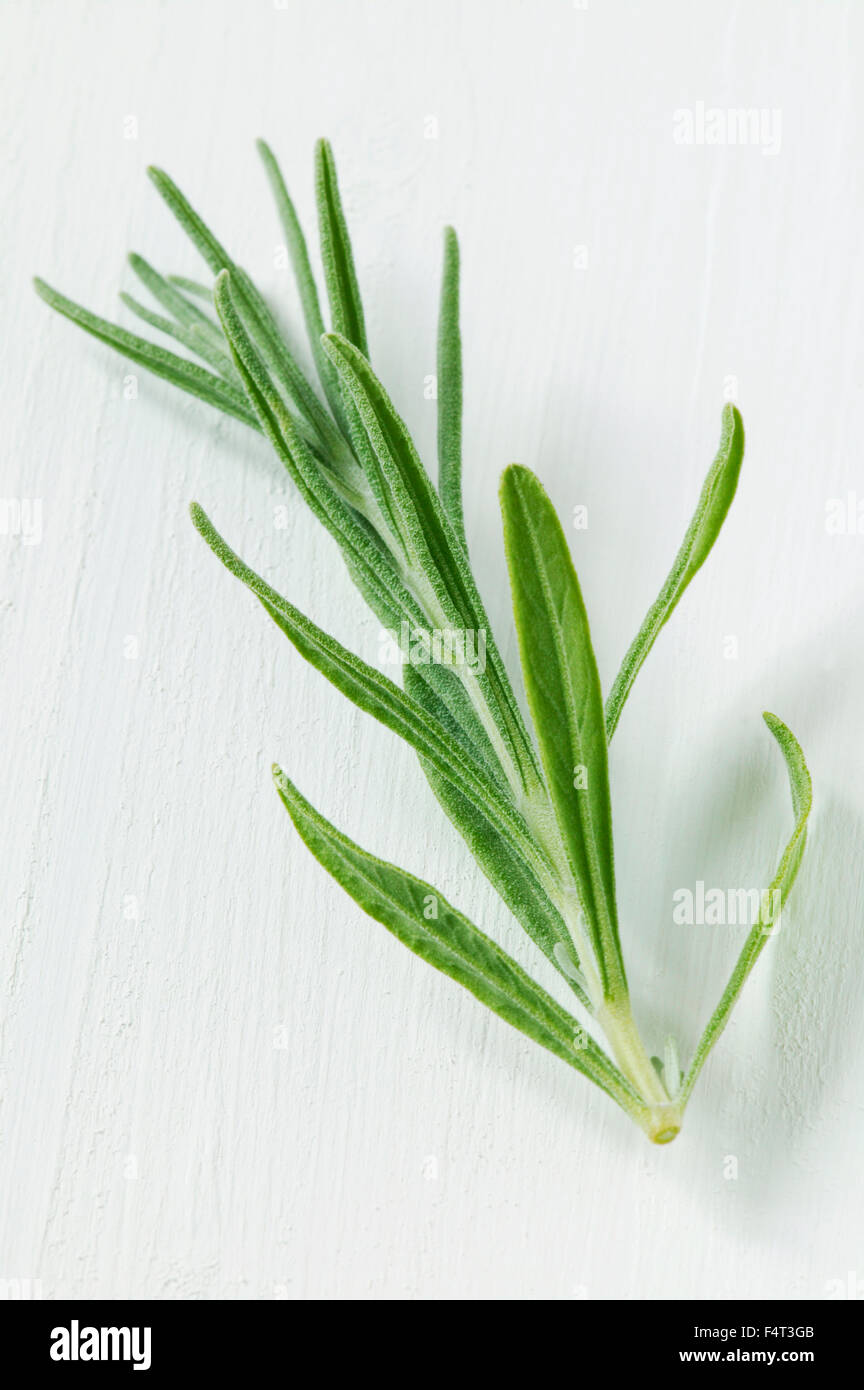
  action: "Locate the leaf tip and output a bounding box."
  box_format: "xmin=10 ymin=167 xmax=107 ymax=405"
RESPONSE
xmin=499 ymin=462 xmax=539 ymax=506
xmin=320 ymin=330 xmax=351 ymax=364
xmin=720 ymin=399 xmax=745 ymax=452
xmin=762 ymin=710 xmax=788 ymax=741
xmin=189 ymin=500 xmax=208 ymax=533
xmin=212 ymin=267 xmax=233 ymax=312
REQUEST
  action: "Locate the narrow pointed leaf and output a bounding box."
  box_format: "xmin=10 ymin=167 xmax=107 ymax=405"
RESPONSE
xmin=34 ymin=277 xmax=259 ymax=429
xmin=166 ymin=274 xmax=214 ymax=301
xmin=214 ymin=266 xmax=420 ymax=645
xmin=213 ymin=269 xmax=360 ymax=490
xmin=315 ymin=138 xmax=368 ymax=356
xmin=679 ymin=713 xmax=812 ymax=1104
xmin=190 ymin=503 xmax=549 ymax=883
xmin=500 ymin=464 xmax=625 ymax=1002
xmin=274 ymin=768 xmax=638 ymax=1113
xmin=120 ymin=291 xmax=239 ymax=381
xmin=147 ymin=166 xmax=342 ymax=453
xmin=437 ymin=227 xmax=465 ymax=545
xmin=256 ymin=138 xmax=346 ymax=428
xmin=323 ymin=331 xmax=542 ymax=796
xmin=233 ymin=264 xmax=346 ymax=455
xmin=403 ymin=665 xmax=591 ymax=1009
xmin=147 ymin=165 xmax=235 ymax=275
xmin=128 ymin=252 xmax=223 ymax=342
xmin=215 ymin=267 xmax=504 ymax=774
xmin=402 ymin=659 xmax=505 ymax=790
xmin=606 ymin=404 xmax=745 ymax=738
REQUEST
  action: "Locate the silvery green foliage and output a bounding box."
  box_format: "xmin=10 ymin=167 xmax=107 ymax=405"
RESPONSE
xmin=35 ymin=142 xmax=811 ymax=1142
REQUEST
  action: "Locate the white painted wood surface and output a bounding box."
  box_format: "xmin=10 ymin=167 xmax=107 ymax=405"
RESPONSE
xmin=2 ymin=0 xmax=863 ymax=1300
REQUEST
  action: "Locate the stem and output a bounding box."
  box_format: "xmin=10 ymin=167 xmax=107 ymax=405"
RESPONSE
xmin=635 ymin=1102 xmax=683 ymax=1145
xmin=365 ymin=531 xmax=681 ymax=1137
xmin=601 ymin=1004 xmax=683 ymax=1142
xmin=596 ymin=999 xmax=668 ymax=1107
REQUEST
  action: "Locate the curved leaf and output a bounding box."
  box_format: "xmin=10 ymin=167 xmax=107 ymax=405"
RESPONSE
xmin=190 ymin=503 xmax=549 ymax=885
xmin=315 ymin=138 xmax=369 ymax=356
xmin=120 ymin=291 xmax=239 ymax=382
xmin=257 ymin=138 xmax=346 ymax=431
xmin=33 ymin=278 xmax=259 ymax=429
xmin=323 ymin=331 xmax=543 ymax=797
xmin=679 ymin=712 xmax=812 ymax=1104
xmin=147 ymin=166 xmax=342 ymax=455
xmin=500 ymin=464 xmax=625 ymax=1003
xmin=404 ymin=665 xmax=591 ymax=1009
xmin=274 ymin=767 xmax=638 ymax=1113
xmin=605 ymin=404 xmax=745 ymax=738
xmin=437 ymin=227 xmax=464 ymax=545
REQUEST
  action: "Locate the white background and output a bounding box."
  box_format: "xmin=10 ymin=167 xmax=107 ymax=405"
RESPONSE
xmin=2 ymin=0 xmax=863 ymax=1301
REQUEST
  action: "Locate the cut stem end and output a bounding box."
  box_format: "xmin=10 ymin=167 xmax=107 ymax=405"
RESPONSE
xmin=638 ymin=1103 xmax=683 ymax=1145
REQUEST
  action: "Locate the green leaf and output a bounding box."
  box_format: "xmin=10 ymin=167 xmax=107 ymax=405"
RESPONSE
xmin=120 ymin=291 xmax=239 ymax=382
xmin=215 ymin=264 xmax=487 ymax=745
xmin=234 ymin=264 xmax=347 ymax=456
xmin=190 ymin=502 xmax=549 ymax=884
xmin=679 ymin=712 xmax=812 ymax=1104
xmin=146 ymin=166 xmax=234 ymax=275
xmin=322 ymin=331 xmax=543 ymax=797
xmin=213 ymin=271 xmax=399 ymax=572
xmin=128 ymin=252 xmax=223 ymax=342
xmin=605 ymin=404 xmax=745 ymax=738
xmin=215 ymin=265 xmax=518 ymax=806
xmin=147 ymin=166 xmax=344 ymax=456
xmin=401 ymin=658 xmax=505 ymax=790
xmin=315 ymin=139 xmax=369 ymax=356
xmin=274 ymin=767 xmax=640 ymax=1115
xmin=500 ymin=464 xmax=625 ymax=1003
xmin=403 ymin=665 xmax=591 ymax=1009
xmin=212 ymin=269 xmax=357 ymax=484
xmin=437 ymin=227 xmax=465 ymax=545
xmin=166 ymin=274 xmax=214 ymax=301
xmin=33 ymin=277 xmax=260 ymax=429
xmin=256 ymin=138 xmax=346 ymax=430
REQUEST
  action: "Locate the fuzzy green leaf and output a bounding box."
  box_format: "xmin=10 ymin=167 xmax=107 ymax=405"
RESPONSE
xmin=274 ymin=767 xmax=638 ymax=1113
xmin=256 ymin=138 xmax=346 ymax=430
xmin=679 ymin=712 xmax=812 ymax=1104
xmin=146 ymin=166 xmax=234 ymax=275
xmin=166 ymin=274 xmax=214 ymax=301
xmin=215 ymin=267 xmax=485 ymax=764
xmin=215 ymin=266 xmax=512 ymax=794
xmin=213 ymin=270 xmax=360 ymax=493
xmin=605 ymin=404 xmax=745 ymax=738
xmin=128 ymin=252 xmax=223 ymax=342
xmin=33 ymin=277 xmax=259 ymax=429
xmin=315 ymin=138 xmax=369 ymax=356
xmin=190 ymin=503 xmax=549 ymax=883
xmin=322 ymin=331 xmax=542 ymax=797
xmin=500 ymin=465 xmax=625 ymax=1003
xmin=214 ymin=270 xmax=484 ymax=748
xmin=403 ymin=665 xmax=591 ymax=1008
xmin=437 ymin=227 xmax=465 ymax=545
xmin=120 ymin=291 xmax=239 ymax=382
xmin=147 ymin=166 xmax=343 ymax=454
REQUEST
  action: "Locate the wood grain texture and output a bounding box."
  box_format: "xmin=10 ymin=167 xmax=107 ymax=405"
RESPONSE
xmin=1 ymin=0 xmax=863 ymax=1300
